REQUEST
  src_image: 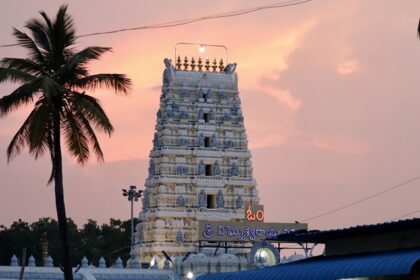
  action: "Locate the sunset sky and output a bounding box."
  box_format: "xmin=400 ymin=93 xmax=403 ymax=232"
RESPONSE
xmin=1 ymin=0 xmax=420 ymax=231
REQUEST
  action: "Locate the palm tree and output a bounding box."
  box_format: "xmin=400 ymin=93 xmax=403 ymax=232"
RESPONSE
xmin=418 ymin=18 xmax=420 ymax=38
xmin=0 ymin=5 xmax=131 ymax=280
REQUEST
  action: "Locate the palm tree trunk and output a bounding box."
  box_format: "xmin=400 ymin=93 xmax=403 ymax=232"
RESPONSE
xmin=53 ymin=111 xmax=73 ymax=280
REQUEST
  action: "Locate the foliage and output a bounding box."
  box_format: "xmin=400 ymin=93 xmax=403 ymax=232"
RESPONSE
xmin=0 ymin=5 xmax=131 ymax=280
xmin=0 ymin=218 xmax=136 ymax=267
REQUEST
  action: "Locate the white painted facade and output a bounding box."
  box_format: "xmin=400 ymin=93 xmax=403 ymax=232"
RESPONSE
xmin=133 ymin=58 xmax=260 ymax=266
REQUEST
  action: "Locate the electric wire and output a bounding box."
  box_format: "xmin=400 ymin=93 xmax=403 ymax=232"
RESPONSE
xmin=301 ymin=174 xmax=420 ymax=222
xmin=389 ymin=209 xmax=420 ymax=221
xmin=0 ymin=0 xmax=312 ymax=48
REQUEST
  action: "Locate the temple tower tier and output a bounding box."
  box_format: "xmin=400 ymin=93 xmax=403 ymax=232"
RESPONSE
xmin=133 ymin=57 xmax=260 ymax=265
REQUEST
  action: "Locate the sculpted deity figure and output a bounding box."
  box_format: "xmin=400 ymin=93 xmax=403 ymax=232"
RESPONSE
xmin=199 ymin=190 xmax=207 ymax=208
xmin=148 ymin=159 xmax=155 ymax=175
xmin=216 ymin=190 xmax=224 ymax=208
xmin=182 ymin=89 xmax=189 ymax=98
xmin=152 ymin=133 xmax=158 ymax=147
xmin=236 ymin=195 xmax=243 ymax=209
xmin=208 ymin=109 xmax=214 ymax=120
xmin=163 ymin=58 xmax=175 ymax=85
xmin=224 ymin=63 xmax=237 ymax=74
xmin=206 ymin=88 xmax=212 ymax=100
xmin=223 ymin=113 xmax=230 ymax=121
xmin=177 ymin=195 xmax=185 ymax=207
xmin=211 ymin=134 xmax=218 ymax=147
xmin=213 ymin=161 xmax=221 ymax=175
xmin=198 ymin=88 xmax=205 ymax=99
xmin=198 ymin=133 xmax=205 ymax=147
xmin=197 ymin=108 xmax=204 ymax=120
xmin=219 ymin=90 xmax=226 ymax=99
xmin=198 ymin=160 xmax=205 ymax=175
xmin=176 ymin=230 xmax=184 ymax=242
xmin=180 ymin=109 xmax=189 ymax=119
xmin=231 ymin=161 xmax=239 ymax=176
xmin=142 ymin=190 xmax=149 ymax=209
xmin=166 ymin=103 xmax=174 ymax=118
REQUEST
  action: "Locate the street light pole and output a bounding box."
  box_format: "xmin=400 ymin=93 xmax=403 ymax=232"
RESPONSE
xmin=122 ymin=185 xmax=143 ymax=259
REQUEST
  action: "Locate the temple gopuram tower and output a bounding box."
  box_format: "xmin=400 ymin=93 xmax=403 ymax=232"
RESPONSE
xmin=133 ymin=53 xmax=260 ymax=264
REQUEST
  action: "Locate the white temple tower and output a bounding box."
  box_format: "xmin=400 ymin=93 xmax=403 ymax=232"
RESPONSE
xmin=133 ymin=55 xmax=260 ymax=264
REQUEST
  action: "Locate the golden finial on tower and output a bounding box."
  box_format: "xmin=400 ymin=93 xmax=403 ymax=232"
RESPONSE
xmin=205 ymin=58 xmax=210 ymax=71
xmin=190 ymin=57 xmax=196 ymax=71
xmin=218 ymin=59 xmax=224 ymax=72
xmin=197 ymin=57 xmax=203 ymax=71
xmin=212 ymin=59 xmax=218 ymax=72
xmin=176 ymin=55 xmax=182 ymax=70
xmin=183 ymin=56 xmax=189 ymax=70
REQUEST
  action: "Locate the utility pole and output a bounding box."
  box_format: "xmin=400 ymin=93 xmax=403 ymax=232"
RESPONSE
xmin=122 ymin=185 xmax=143 ymax=259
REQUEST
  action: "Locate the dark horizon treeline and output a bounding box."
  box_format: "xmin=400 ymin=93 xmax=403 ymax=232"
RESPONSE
xmin=0 ymin=217 xmax=138 ymax=267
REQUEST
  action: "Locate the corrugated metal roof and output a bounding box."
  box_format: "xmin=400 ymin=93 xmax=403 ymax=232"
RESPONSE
xmin=197 ymin=249 xmax=420 ymax=280
xmin=271 ymin=218 xmax=420 ymax=243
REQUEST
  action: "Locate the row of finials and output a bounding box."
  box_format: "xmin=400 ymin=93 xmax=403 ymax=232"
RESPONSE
xmin=176 ymin=55 xmax=226 ymax=72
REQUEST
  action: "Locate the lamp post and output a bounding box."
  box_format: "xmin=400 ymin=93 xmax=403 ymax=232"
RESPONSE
xmin=122 ymin=185 xmax=143 ymax=258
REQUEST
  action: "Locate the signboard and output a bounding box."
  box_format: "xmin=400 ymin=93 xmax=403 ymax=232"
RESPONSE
xmin=245 ymin=204 xmax=264 ymax=222
xmin=198 ymin=221 xmax=307 ymax=242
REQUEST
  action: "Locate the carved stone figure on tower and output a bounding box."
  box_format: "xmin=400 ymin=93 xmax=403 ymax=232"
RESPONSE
xmin=224 ymin=63 xmax=237 ymax=74
xmin=216 ymin=190 xmax=225 ymax=208
xmin=199 ymin=190 xmax=207 ymax=208
xmin=209 ymin=109 xmax=214 ymax=121
xmin=148 ymin=159 xmax=155 ymax=175
xmin=198 ymin=160 xmax=205 ymax=175
xmin=211 ymin=134 xmax=218 ymax=147
xmin=163 ymin=58 xmax=175 ymax=86
xmin=197 ymin=108 xmax=204 ymax=120
xmin=198 ymin=88 xmax=205 ymax=99
xmin=177 ymin=195 xmax=186 ymax=207
xmin=231 ymin=161 xmax=239 ymax=176
xmin=182 ymin=89 xmax=190 ymax=98
xmin=236 ymin=195 xmax=243 ymax=209
xmin=198 ymin=133 xmax=205 ymax=147
xmin=213 ymin=161 xmax=221 ymax=175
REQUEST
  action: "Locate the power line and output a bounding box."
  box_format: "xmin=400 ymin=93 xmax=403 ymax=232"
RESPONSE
xmin=301 ymin=174 xmax=420 ymax=222
xmin=0 ymin=0 xmax=312 ymax=48
xmin=389 ymin=209 xmax=420 ymax=221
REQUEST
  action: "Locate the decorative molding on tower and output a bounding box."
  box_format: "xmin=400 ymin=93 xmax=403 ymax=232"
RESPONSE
xmin=133 ymin=56 xmax=260 ymax=264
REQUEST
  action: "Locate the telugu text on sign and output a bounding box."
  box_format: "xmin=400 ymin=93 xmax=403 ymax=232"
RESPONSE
xmin=198 ymin=221 xmax=308 ymax=242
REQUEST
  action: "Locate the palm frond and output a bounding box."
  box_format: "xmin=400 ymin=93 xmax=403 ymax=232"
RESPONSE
xmin=0 ymin=78 xmax=42 ymax=116
xmin=60 ymin=47 xmax=111 ymax=77
xmin=7 ymin=111 xmax=34 ymax=161
xmin=69 ymin=92 xmax=113 ymax=135
xmin=62 ymin=107 xmax=90 ymax=164
xmin=27 ymin=99 xmax=53 ymax=159
xmin=25 ymin=18 xmax=51 ymax=53
xmin=12 ymin=28 xmax=45 ymax=65
xmin=0 ymin=67 xmax=36 ymax=84
xmin=49 ymin=5 xmax=76 ymax=66
xmin=1 ymin=57 xmax=43 ymax=75
xmin=418 ymin=18 xmax=420 ymax=39
xmin=75 ymin=111 xmax=105 ymax=162
xmin=74 ymin=73 xmax=132 ymax=94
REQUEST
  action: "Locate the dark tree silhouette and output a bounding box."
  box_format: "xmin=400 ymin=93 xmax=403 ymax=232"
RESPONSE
xmin=0 ymin=6 xmax=131 ymax=280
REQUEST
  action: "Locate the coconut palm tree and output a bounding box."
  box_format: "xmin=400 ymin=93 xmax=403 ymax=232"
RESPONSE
xmin=0 ymin=5 xmax=131 ymax=280
xmin=418 ymin=18 xmax=420 ymax=38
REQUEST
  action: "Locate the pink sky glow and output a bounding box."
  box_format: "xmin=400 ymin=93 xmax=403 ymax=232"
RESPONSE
xmin=1 ymin=0 xmax=420 ymax=230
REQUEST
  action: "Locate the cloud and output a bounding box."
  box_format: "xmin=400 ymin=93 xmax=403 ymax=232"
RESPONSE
xmin=337 ymin=59 xmax=359 ymax=75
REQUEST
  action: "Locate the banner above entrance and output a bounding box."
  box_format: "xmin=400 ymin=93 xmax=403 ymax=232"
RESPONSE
xmin=198 ymin=221 xmax=308 ymax=242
